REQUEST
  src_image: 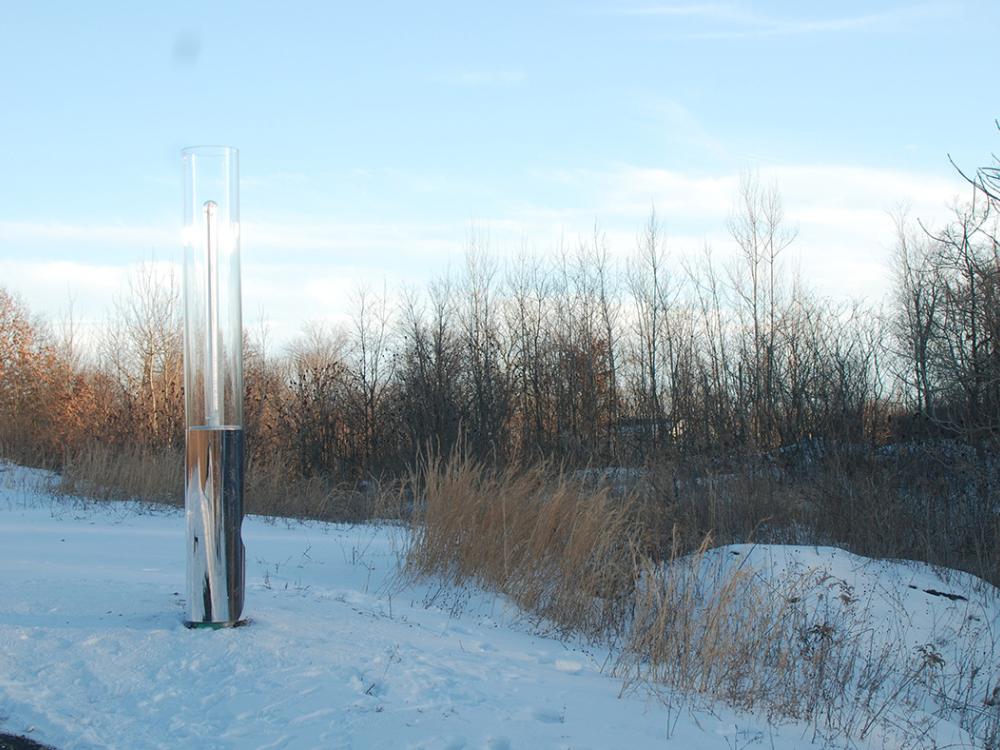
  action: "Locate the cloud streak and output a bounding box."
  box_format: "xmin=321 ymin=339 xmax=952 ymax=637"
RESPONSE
xmin=0 ymin=162 xmax=970 ymax=349
xmin=508 ymin=161 xmax=966 ymax=302
xmin=615 ymin=2 xmax=950 ymax=39
xmin=0 ymin=221 xmax=174 ymax=246
xmin=434 ymin=69 xmax=526 ymax=87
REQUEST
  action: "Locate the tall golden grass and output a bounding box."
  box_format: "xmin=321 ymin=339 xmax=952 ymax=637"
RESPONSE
xmin=406 ymin=449 xmax=644 ymax=638
xmin=57 ymin=444 xmax=183 ymax=506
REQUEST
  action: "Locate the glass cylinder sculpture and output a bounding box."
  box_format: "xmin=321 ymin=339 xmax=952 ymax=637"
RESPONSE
xmin=181 ymin=145 xmax=245 ymax=627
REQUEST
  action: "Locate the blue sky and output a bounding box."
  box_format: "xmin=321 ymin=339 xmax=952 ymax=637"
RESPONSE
xmin=1 ymin=1 xmax=997 ymax=346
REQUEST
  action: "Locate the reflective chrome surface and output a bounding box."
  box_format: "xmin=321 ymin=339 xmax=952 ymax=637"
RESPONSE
xmin=185 ymin=425 xmax=245 ymax=626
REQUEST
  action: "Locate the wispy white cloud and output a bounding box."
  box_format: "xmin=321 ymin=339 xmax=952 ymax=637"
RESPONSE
xmin=245 ymin=220 xmax=466 ymax=262
xmin=616 ymin=3 xmax=763 ymax=23
xmin=0 ymin=258 xmax=177 ymax=355
xmin=0 ymin=221 xmax=174 ymax=246
xmin=241 ymin=171 xmax=310 ymax=190
xmin=434 ymin=69 xmax=526 ymax=86
xmin=0 ymin=162 xmax=971 ymax=349
xmin=0 ymin=218 xmax=465 ymax=260
xmin=636 ymin=96 xmax=730 ymax=159
xmin=0 ymin=259 xmax=128 ymax=296
xmin=615 ymin=2 xmax=951 ymax=39
xmin=500 ymin=162 xmax=966 ymax=302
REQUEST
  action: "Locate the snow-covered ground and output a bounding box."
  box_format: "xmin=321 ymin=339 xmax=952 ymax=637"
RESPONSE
xmin=0 ymin=464 xmax=997 ymax=749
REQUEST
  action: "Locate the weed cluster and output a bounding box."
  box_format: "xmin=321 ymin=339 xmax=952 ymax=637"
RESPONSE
xmin=56 ymin=444 xmax=407 ymax=524
xmin=407 ymin=450 xmax=642 ymax=639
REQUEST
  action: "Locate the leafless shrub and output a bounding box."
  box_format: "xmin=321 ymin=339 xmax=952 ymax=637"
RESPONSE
xmin=56 ymin=443 xmax=406 ymax=524
xmin=618 ymin=545 xmax=1000 ymax=748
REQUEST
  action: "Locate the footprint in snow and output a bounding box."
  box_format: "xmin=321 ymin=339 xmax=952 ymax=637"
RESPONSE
xmin=532 ymin=707 xmax=564 ymax=724
xmin=554 ymin=659 xmax=582 ymax=674
xmin=410 ymin=736 xmax=467 ymax=750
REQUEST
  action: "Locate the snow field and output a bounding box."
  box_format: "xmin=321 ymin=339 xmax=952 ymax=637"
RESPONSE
xmin=0 ymin=465 xmax=998 ymax=749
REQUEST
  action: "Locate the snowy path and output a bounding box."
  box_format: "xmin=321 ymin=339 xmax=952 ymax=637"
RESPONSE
xmin=0 ymin=466 xmax=996 ymax=749
xmin=0 ymin=470 xmax=776 ymax=749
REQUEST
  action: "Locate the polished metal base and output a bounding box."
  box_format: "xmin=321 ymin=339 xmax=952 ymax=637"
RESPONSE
xmin=185 ymin=425 xmax=245 ymax=626
xmin=183 ymin=618 xmax=250 ymax=630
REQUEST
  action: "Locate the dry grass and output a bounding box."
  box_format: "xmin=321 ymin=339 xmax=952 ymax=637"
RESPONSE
xmin=406 ymin=449 xmax=1000 ymax=748
xmin=406 ymin=448 xmax=644 ymax=639
xmin=49 ymin=440 xmax=1000 ymax=746
xmin=635 ymin=459 xmax=806 ymax=556
xmin=58 ymin=443 xmax=183 ymax=506
xmin=632 ymin=446 xmax=1000 ymax=589
xmin=619 ymin=545 xmax=889 ymax=742
xmin=618 ymin=544 xmax=1000 ymax=747
xmin=56 ymin=443 xmax=406 ymax=524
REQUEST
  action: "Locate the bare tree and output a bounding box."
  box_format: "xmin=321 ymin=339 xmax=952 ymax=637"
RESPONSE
xmin=891 ymin=212 xmax=942 ymax=419
xmin=99 ymin=262 xmax=183 ymax=448
xmin=348 ymin=283 xmax=396 ymax=475
xmin=283 ymin=323 xmax=349 ymax=477
xmin=728 ymin=171 xmax=796 ymax=447
xmin=627 ymin=207 xmax=671 ymax=455
xmin=592 ymin=225 xmax=623 ymax=462
xmin=684 ymin=245 xmax=735 ymax=451
xmin=505 ymin=250 xmax=551 ymax=460
xmin=398 ymin=276 xmax=464 ymax=459
xmin=461 ymin=237 xmax=510 ymax=459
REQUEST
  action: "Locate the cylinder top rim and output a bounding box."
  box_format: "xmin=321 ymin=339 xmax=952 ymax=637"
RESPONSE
xmin=182 ymin=145 xmax=239 ymax=158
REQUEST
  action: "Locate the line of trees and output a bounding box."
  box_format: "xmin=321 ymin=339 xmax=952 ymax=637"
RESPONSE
xmin=2 ymin=169 xmax=998 ymax=483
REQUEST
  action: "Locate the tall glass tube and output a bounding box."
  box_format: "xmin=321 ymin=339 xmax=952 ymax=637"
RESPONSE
xmin=182 ymin=146 xmax=245 ymax=627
